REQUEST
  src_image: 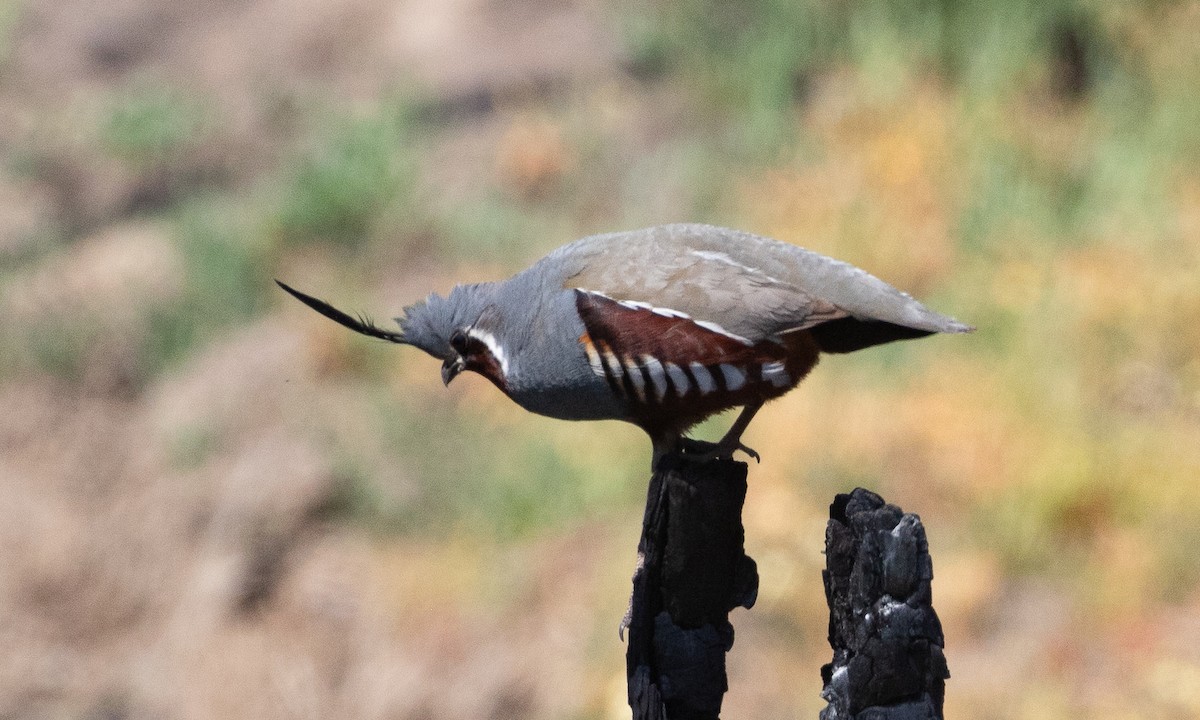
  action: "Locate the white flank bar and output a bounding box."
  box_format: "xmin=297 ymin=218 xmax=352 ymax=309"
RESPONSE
xmin=762 ymin=360 xmax=791 ymax=388
xmin=665 ymin=363 xmax=691 ymax=397
xmin=689 ymin=362 xmax=717 ymax=395
xmin=719 ymin=363 xmax=746 ymax=391
xmin=623 ymin=356 xmax=648 ymax=403
xmin=641 ymin=355 xmax=670 ymax=402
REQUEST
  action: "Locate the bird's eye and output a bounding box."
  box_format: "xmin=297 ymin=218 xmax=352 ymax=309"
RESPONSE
xmin=449 ymin=330 xmax=468 ymax=353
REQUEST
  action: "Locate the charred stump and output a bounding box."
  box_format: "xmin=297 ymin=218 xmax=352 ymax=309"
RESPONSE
xmin=623 ymin=456 xmax=948 ymax=720
xmin=820 ymin=488 xmax=949 ymax=720
xmin=625 ymin=449 xmax=759 ymax=720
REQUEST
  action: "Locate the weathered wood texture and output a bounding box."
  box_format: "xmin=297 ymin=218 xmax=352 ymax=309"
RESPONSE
xmin=821 ymin=488 xmax=949 ymax=720
xmin=626 ymin=451 xmax=759 ymax=720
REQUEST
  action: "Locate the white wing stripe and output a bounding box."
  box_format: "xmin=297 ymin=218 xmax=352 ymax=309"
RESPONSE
xmin=581 ymin=287 xmax=757 ymax=339
xmin=651 ymin=307 xmax=691 ymax=319
xmin=690 ymin=249 xmax=785 ymax=284
xmin=693 ymin=320 xmax=753 ymax=346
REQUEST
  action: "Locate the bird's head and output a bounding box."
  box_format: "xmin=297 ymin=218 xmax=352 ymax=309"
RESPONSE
xmin=275 ymin=280 xmax=508 ymax=391
xmin=400 ymin=284 xmax=509 ymax=390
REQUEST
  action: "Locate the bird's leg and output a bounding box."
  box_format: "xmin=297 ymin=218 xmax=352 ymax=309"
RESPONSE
xmin=673 ymin=403 xmax=763 ymax=462
xmin=715 ymin=401 xmax=763 ymax=462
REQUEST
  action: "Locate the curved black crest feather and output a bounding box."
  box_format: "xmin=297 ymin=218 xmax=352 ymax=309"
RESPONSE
xmin=276 ymin=280 xmax=406 ymax=344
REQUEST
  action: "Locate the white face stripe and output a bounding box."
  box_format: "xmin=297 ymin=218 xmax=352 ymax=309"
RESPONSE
xmin=640 ymin=355 xmax=670 ymax=402
xmin=466 ymin=327 xmax=509 ymax=376
xmin=719 ymin=363 xmax=746 ymax=392
xmin=664 ymin=363 xmax=691 ymax=397
xmin=689 ymin=362 xmax=717 ymax=395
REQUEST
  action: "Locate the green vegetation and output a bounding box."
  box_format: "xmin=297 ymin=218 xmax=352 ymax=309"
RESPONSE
xmin=102 ymin=83 xmax=211 ymax=168
xmin=320 ymin=391 xmax=642 ymax=540
xmin=275 ymin=99 xmax=422 ymax=248
xmin=138 ymin=198 xmax=272 ymax=378
xmin=0 ymin=1 xmax=23 ymax=70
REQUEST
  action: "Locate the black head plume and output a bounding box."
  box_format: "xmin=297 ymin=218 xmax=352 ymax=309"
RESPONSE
xmin=275 ymin=280 xmax=406 ymax=344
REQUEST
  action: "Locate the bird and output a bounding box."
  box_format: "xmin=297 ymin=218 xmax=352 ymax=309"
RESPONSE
xmin=278 ymin=223 xmax=970 ymax=466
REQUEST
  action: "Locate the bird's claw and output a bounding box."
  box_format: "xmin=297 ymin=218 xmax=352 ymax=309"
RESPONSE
xmin=677 ymin=437 xmax=760 ymax=463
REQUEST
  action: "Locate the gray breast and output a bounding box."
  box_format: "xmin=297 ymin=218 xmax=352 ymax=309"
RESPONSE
xmin=500 ymin=284 xmax=629 ymax=422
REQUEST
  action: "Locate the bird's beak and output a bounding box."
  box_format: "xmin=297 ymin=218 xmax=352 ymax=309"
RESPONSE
xmin=441 ymin=357 xmax=465 ymax=386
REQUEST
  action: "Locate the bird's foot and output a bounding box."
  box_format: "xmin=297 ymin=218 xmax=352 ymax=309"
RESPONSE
xmin=678 ymin=437 xmax=760 ymax=463
xmin=730 ymin=441 xmax=761 ymax=463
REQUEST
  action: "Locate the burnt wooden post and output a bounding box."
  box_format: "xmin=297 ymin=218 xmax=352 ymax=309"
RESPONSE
xmin=821 ymin=488 xmax=949 ymax=720
xmin=624 ymin=460 xmax=948 ymax=720
xmin=625 ymin=448 xmax=759 ymax=720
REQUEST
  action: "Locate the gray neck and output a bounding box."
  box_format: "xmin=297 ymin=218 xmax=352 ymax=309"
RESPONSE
xmin=407 ymin=264 xmax=620 ymax=420
xmin=491 ymin=272 xmax=607 ymax=407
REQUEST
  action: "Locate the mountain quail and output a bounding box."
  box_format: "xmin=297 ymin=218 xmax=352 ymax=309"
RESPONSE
xmin=278 ymin=223 xmax=970 ymax=464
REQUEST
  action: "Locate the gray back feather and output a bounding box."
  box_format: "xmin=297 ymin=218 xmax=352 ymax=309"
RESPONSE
xmin=536 ymin=223 xmax=971 ymax=341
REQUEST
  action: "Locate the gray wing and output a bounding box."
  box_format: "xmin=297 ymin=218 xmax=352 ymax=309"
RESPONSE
xmin=538 ymin=224 xmax=970 ymax=348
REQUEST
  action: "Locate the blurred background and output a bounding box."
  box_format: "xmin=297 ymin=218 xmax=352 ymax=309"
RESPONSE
xmin=1 ymin=0 xmax=1199 ymax=717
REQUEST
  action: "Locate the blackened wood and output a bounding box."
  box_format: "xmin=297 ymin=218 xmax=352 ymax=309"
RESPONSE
xmin=820 ymin=488 xmax=949 ymax=720
xmin=626 ymin=448 xmax=759 ymax=720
